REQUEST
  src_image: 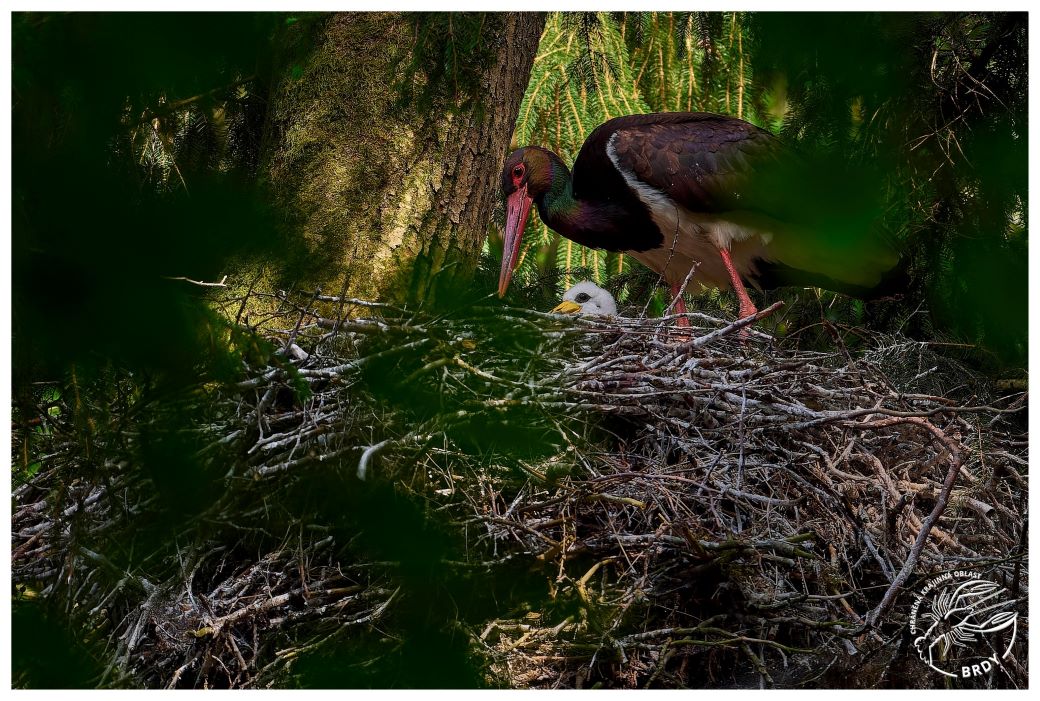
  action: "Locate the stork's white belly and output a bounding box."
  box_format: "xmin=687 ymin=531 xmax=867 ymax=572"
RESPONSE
xmin=626 ymin=204 xmax=779 ymax=292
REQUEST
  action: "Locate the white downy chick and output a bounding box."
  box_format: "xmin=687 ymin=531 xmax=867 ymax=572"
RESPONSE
xmin=551 ymin=281 xmax=618 ymax=316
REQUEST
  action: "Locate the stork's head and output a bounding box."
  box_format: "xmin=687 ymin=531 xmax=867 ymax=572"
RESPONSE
xmin=551 ymin=281 xmax=618 ymax=317
xmin=499 ymin=147 xmax=562 ymax=297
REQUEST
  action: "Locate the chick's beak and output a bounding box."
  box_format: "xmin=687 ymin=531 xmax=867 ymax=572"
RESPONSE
xmin=498 ymin=184 xmax=533 ymax=298
xmin=551 ymin=300 xmax=582 ymax=315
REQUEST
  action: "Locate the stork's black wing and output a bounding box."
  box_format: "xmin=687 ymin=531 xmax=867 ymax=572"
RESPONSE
xmin=573 ymin=112 xmax=786 ymax=218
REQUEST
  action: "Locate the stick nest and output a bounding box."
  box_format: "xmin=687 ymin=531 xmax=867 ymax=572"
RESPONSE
xmin=12 ymin=287 xmax=1028 ymax=688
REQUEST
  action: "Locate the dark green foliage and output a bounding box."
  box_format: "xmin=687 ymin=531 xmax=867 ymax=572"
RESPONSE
xmin=12 ymin=13 xmax=291 ymax=688
xmin=281 ymin=475 xmax=550 ymax=689
xmin=747 ymin=12 xmax=1027 ymax=363
xmin=751 ymin=13 xmax=917 ymax=141
xmin=12 ymin=13 xmax=289 ymax=386
xmin=12 ymin=600 xmax=109 ymax=689
xmin=559 ymin=12 xmax=623 ymax=90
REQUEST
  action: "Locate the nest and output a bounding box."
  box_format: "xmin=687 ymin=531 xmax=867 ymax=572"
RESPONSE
xmin=12 ymin=286 xmax=1028 ymax=689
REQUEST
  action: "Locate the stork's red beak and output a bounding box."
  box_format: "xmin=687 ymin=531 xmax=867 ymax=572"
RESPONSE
xmin=498 ymin=185 xmax=533 ymax=297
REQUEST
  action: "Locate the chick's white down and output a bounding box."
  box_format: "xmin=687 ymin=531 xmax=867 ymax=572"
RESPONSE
xmin=558 ymin=281 xmax=618 ymax=316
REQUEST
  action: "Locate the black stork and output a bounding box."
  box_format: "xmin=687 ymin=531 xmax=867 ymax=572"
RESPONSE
xmin=498 ymin=112 xmax=901 ymax=321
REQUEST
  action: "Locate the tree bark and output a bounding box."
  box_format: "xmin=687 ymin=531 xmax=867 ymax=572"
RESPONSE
xmin=259 ymin=12 xmax=544 ymax=304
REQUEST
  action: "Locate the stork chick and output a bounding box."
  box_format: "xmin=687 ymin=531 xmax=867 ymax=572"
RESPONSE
xmin=551 ymin=281 xmax=618 ymax=316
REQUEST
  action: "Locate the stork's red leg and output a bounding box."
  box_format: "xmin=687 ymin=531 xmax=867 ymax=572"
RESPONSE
xmin=669 ymin=283 xmax=690 ymax=328
xmin=717 ymin=247 xmax=758 ymax=319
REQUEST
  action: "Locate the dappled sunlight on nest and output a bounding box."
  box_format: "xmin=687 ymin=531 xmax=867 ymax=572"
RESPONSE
xmin=12 ymin=286 xmax=1027 ymax=688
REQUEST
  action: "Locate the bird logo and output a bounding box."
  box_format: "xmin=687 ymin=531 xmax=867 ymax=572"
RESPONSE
xmin=910 ymin=575 xmax=1019 ymax=680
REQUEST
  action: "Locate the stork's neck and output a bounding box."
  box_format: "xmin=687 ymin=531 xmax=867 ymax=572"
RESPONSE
xmin=535 ymin=157 xmax=605 ymax=240
xmin=537 ymin=162 xmax=575 ymax=222
xmin=530 ymin=146 xmax=662 ymax=254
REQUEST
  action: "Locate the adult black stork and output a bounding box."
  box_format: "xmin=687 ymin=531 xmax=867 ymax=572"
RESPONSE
xmin=498 ymin=112 xmax=901 ymax=320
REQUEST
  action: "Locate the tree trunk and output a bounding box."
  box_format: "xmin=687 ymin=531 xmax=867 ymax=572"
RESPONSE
xmin=259 ymin=12 xmax=544 ymax=304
